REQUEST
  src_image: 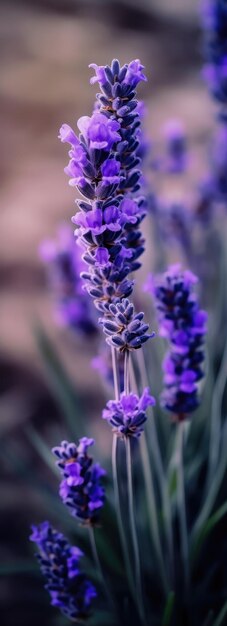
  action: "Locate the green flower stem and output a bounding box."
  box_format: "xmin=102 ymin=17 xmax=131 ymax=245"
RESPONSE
xmin=137 ymin=349 xmax=165 ymax=482
xmin=111 ymin=345 xmax=120 ymax=401
xmin=177 ymin=422 xmax=189 ymax=595
xmin=139 ymin=434 xmax=169 ymax=594
xmin=124 ymin=349 xmax=130 ymax=395
xmin=111 ymin=434 xmax=135 ymax=593
xmin=125 ymin=436 xmax=146 ymax=625
xmin=88 ymin=525 xmax=115 ymax=611
xmin=110 ymin=348 xmax=137 ymax=606
xmin=207 ymin=334 xmax=227 ymax=489
xmin=137 ymin=348 xmax=174 ymax=587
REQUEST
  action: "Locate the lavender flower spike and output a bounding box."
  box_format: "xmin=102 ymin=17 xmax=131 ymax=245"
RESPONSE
xmin=59 ymin=59 xmax=148 ymax=319
xmin=100 ymin=297 xmax=155 ymax=352
xmin=103 ymin=388 xmax=155 ymax=438
xmin=30 ymin=522 xmax=96 ymax=621
xmin=149 ymin=264 xmax=208 ymax=420
xmin=52 ymin=438 xmax=106 ymax=525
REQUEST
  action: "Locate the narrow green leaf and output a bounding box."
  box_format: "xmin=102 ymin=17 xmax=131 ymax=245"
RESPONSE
xmin=168 ymin=468 xmax=177 ymax=498
xmin=207 ymin=329 xmax=227 ymax=489
xmin=162 ymin=591 xmax=175 ymax=626
xmin=191 ymin=501 xmax=227 ymax=563
xmin=35 ymin=325 xmax=86 ymax=438
xmin=94 ymin=521 xmax=124 ymax=576
xmin=191 ymin=421 xmax=227 ymax=549
xmin=213 ymin=600 xmax=227 ymax=626
xmin=202 ymin=612 xmax=214 ymax=626
xmin=88 ymin=611 xmax=116 ymax=626
xmin=25 ymin=424 xmax=59 ymax=476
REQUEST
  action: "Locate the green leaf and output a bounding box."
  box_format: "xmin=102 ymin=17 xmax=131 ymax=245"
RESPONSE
xmin=207 ymin=334 xmax=227 ymax=489
xmin=168 ymin=467 xmax=177 ymax=498
xmin=191 ymin=420 xmax=227 ymax=547
xmin=213 ymin=600 xmax=227 ymax=626
xmin=88 ymin=610 xmax=116 ymax=625
xmin=34 ymin=325 xmax=86 ymax=439
xmin=25 ymin=424 xmax=59 ymax=476
xmin=93 ymin=528 xmax=122 ymax=576
xmin=202 ymin=612 xmax=214 ymax=626
xmin=161 ymin=591 xmax=175 ymax=626
xmin=191 ymin=501 xmax=227 ymax=563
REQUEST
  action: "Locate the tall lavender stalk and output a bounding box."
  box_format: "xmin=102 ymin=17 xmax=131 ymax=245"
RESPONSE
xmin=151 ymin=264 xmax=208 ymax=595
xmin=58 ymin=59 xmax=157 ymax=623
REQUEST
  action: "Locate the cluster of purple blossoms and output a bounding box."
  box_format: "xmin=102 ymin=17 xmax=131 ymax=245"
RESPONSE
xmin=201 ymin=1 xmax=227 ymax=207
xmin=59 ymin=59 xmax=148 ymax=329
xmin=90 ymin=59 xmax=147 ymax=194
xmin=102 ymin=388 xmax=155 ymax=438
xmin=148 ymin=265 xmax=207 ymax=419
xmin=52 ymin=438 xmax=106 ymax=525
xmin=100 ymin=298 xmax=154 ymax=352
xmin=40 ymin=225 xmax=98 ymax=336
xmin=30 ymin=522 xmax=96 ymax=621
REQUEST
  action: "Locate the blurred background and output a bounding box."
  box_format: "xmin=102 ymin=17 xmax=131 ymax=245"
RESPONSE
xmin=0 ymin=1 xmax=216 ymax=624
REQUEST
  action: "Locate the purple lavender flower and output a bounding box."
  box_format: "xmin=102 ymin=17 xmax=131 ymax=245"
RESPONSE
xmin=163 ymin=120 xmax=187 ymax=174
xmin=89 ymin=59 xmax=148 ymax=267
xmin=124 ymin=59 xmax=147 ymax=88
xmin=149 ymin=265 xmax=207 ymax=419
xmin=59 ymin=59 xmax=148 ymax=343
xmin=30 ymin=522 xmax=96 ymax=621
xmin=102 ymin=388 xmax=155 ymax=438
xmin=40 ymin=225 xmax=98 ymax=336
xmin=60 ymin=60 xmax=146 ymax=201
xmin=52 ymin=438 xmax=106 ymax=525
xmin=100 ymin=298 xmax=154 ymax=352
xmin=77 ymin=112 xmax=121 ymax=150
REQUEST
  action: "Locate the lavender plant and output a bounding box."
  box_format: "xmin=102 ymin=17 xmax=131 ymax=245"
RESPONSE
xmin=30 ymin=18 xmax=227 ymax=625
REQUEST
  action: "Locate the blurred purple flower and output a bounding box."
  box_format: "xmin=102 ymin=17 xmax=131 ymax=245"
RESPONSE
xmin=40 ymin=225 xmax=98 ymax=336
xmin=30 ymin=522 xmax=96 ymax=621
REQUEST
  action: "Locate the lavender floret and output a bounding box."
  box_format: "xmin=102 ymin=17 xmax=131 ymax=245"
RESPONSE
xmin=30 ymin=522 xmax=96 ymax=621
xmin=99 ymin=297 xmax=154 ymax=352
xmin=103 ymin=388 xmax=155 ymax=438
xmin=52 ymin=438 xmax=106 ymax=525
